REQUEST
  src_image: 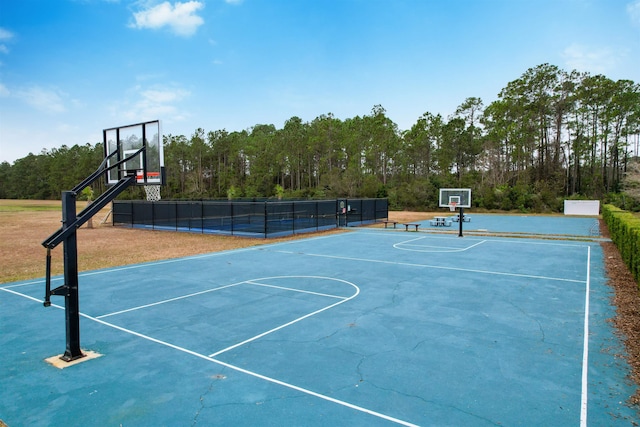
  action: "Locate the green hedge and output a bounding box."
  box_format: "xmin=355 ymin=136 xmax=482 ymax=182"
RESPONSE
xmin=602 ymin=204 xmax=640 ymax=285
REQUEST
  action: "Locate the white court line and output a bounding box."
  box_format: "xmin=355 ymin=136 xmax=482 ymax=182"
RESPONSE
xmin=393 ymin=238 xmax=487 ymax=253
xmin=97 ymin=276 xmax=352 ymax=319
xmin=1 ymin=277 xmax=63 ymax=289
xmin=397 ymin=244 xmax=468 ymax=251
xmin=245 ymin=280 xmax=348 ymax=300
xmin=1 ymin=286 xmax=57 ymax=305
xmin=476 ymin=238 xmax=591 ymax=248
xmin=95 ymin=282 xmax=244 ymax=319
xmin=271 ymin=250 xmax=586 ymax=284
xmin=208 ymin=278 xmax=359 ymax=358
xmin=580 ymin=246 xmax=591 ymax=427
xmin=2 ymin=286 xmax=419 ymax=427
xmin=394 ymin=235 xmax=426 ymax=245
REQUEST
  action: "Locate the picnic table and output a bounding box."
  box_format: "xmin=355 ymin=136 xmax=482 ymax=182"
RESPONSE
xmin=429 ymin=216 xmax=452 ymax=227
xmin=451 ymin=214 xmax=471 ymax=222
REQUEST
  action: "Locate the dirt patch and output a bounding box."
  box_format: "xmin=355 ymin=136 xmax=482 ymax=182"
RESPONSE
xmin=387 ymin=211 xmax=435 ymax=223
xmin=600 ymin=219 xmax=640 ymax=406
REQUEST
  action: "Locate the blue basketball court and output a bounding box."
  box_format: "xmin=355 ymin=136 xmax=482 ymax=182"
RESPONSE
xmin=1 ymin=215 xmax=637 ymax=426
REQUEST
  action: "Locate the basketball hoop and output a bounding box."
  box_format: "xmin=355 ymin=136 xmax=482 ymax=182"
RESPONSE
xmin=449 ymin=202 xmax=457 ymax=212
xmin=144 ymin=185 xmax=161 ymax=202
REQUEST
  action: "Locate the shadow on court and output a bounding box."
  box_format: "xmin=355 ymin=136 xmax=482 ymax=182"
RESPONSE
xmin=1 ymin=216 xmax=637 ymax=426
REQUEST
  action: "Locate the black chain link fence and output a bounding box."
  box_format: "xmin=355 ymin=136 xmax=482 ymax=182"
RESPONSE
xmin=112 ymin=198 xmax=388 ymax=238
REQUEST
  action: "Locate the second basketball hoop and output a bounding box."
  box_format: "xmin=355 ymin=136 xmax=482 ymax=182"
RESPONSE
xmin=439 ymin=188 xmax=471 ymax=237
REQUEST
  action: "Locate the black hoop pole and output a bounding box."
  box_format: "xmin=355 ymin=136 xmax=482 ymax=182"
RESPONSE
xmin=60 ymin=191 xmax=84 ymax=361
xmin=458 ymin=206 xmax=464 ymax=237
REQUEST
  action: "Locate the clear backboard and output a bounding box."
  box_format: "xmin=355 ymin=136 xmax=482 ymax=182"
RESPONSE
xmin=104 ymin=120 xmax=164 ymax=186
xmin=439 ymin=188 xmax=472 ymax=208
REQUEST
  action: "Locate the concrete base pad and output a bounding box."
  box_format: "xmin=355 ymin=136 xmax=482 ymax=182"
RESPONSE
xmin=45 ymin=350 xmax=102 ymax=369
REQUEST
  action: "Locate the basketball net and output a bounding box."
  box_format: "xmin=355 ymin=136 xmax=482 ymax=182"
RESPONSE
xmin=137 ymin=170 xmax=161 ymax=201
xmin=449 ymin=202 xmax=457 ymax=212
xmin=144 ymin=185 xmax=161 ymax=202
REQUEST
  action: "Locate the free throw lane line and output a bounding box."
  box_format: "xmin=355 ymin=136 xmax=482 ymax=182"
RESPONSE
xmin=209 ymin=277 xmax=358 ymax=357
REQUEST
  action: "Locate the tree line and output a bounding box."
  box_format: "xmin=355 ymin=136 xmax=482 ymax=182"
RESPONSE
xmin=1 ymin=63 xmax=639 ymax=212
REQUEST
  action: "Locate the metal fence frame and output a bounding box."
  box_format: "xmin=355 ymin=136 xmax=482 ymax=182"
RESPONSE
xmin=112 ymin=198 xmax=388 ymax=238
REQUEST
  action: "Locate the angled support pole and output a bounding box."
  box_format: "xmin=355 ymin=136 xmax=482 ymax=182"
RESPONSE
xmin=42 ymin=175 xmax=137 ymax=250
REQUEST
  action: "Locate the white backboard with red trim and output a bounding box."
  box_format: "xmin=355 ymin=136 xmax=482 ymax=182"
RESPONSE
xmin=103 ymin=120 xmax=164 ymax=186
xmin=438 ymin=188 xmax=472 ymax=208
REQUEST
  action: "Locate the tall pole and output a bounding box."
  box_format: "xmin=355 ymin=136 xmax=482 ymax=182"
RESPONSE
xmin=43 ymin=175 xmax=137 ymax=361
xmin=458 ymin=206 xmax=464 ymax=238
xmin=61 ymin=191 xmax=84 ymax=361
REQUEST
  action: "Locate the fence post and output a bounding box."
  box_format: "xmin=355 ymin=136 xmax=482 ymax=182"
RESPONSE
xmin=174 ymin=201 xmax=178 ymax=231
xmin=346 ymin=198 xmax=350 ymax=226
xmin=264 ymin=201 xmax=268 ymax=238
xmin=200 ymin=200 xmax=204 ymax=234
xmin=151 ymin=199 xmax=155 ymax=230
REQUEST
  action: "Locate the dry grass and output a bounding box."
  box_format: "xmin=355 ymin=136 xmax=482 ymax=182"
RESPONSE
xmin=385 ymin=211 xmax=434 ymax=223
xmin=0 ymin=200 xmax=345 ymax=284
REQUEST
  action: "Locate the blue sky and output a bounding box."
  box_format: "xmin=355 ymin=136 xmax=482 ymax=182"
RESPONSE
xmin=0 ymin=0 xmax=639 ymax=163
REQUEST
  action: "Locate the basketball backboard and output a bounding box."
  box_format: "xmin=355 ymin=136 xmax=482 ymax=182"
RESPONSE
xmin=104 ymin=120 xmax=164 ymax=186
xmin=439 ymin=188 xmax=472 ymax=208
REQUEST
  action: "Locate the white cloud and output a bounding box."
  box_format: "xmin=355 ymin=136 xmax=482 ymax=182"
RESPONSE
xmin=140 ymin=88 xmax=190 ymax=103
xmin=628 ymin=0 xmax=640 ymax=26
xmin=130 ymin=1 xmax=204 ymax=37
xmin=561 ymin=43 xmax=626 ymax=75
xmin=0 ymin=28 xmax=14 ymax=40
xmin=17 ymin=86 xmax=67 ymax=114
xmin=0 ymin=83 xmax=9 ymax=97
xmin=55 ymin=122 xmax=77 ymax=133
xmin=114 ymin=85 xmax=191 ymax=123
xmin=0 ymin=27 xmax=15 ymax=54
